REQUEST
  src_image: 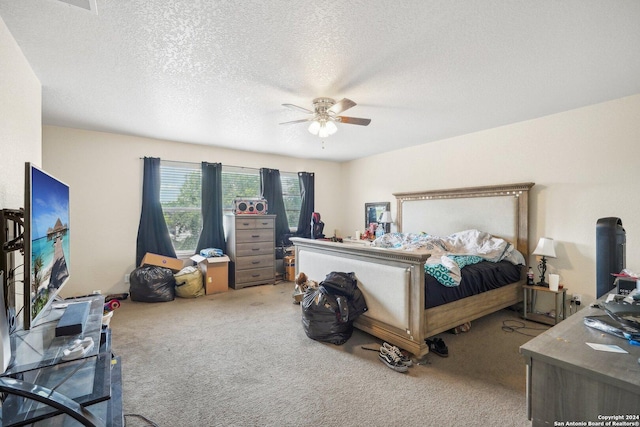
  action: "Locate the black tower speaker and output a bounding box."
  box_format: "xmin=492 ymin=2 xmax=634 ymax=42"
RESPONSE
xmin=596 ymin=217 xmax=626 ymax=298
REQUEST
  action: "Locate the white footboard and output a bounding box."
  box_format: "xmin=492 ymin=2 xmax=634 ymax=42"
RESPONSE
xmin=291 ymin=238 xmax=430 ymax=356
xmin=298 ymin=249 xmax=411 ymax=330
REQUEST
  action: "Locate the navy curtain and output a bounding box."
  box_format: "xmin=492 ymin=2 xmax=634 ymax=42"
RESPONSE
xmin=260 ymin=168 xmax=290 ymax=246
xmin=136 ymin=157 xmax=176 ymax=266
xmin=196 ymin=162 xmax=225 ymax=253
xmin=295 ymin=172 xmax=315 ymax=238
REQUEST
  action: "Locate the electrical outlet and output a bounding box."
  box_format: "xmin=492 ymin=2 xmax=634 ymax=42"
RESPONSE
xmin=572 ymin=294 xmax=582 ymax=305
xmin=124 ymin=274 xmax=130 ymax=284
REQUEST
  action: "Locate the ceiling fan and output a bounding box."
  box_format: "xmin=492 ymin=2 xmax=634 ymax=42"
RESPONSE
xmin=280 ymin=97 xmax=371 ymax=138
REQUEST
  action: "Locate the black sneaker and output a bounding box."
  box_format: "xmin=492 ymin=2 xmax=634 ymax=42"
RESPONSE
xmin=379 ymin=346 xmax=409 ymax=372
xmin=382 ymin=342 xmax=413 ymax=366
xmin=425 ymin=338 xmax=449 ymax=357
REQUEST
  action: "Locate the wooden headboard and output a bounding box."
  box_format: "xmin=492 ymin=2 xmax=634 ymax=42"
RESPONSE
xmin=394 ymin=182 xmax=534 ymax=259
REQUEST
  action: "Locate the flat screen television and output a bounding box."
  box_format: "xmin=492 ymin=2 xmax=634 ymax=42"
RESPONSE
xmin=23 ymin=162 xmax=70 ymax=330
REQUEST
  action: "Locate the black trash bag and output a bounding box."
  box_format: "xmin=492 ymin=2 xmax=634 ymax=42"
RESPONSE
xmin=319 ymin=272 xmax=368 ymax=319
xmin=301 ymin=286 xmax=352 ymax=345
xmin=301 ymin=272 xmax=368 ymax=345
xmin=129 ymin=265 xmax=176 ymax=302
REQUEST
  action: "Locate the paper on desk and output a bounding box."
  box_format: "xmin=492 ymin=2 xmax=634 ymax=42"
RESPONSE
xmin=586 ymin=342 xmax=628 ymax=353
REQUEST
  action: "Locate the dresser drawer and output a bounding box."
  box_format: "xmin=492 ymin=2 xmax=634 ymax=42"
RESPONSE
xmin=235 ymin=267 xmax=274 ymax=284
xmin=236 ymin=255 xmax=274 ymax=271
xmin=235 ymin=242 xmax=274 ymax=257
xmin=234 ymin=217 xmax=275 ymax=230
xmin=225 ymin=214 xmax=276 ymax=289
xmin=236 ymin=228 xmax=274 ymax=243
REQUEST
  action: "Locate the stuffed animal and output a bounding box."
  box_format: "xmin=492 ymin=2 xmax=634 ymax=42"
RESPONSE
xmin=292 ymin=272 xmax=318 ymax=304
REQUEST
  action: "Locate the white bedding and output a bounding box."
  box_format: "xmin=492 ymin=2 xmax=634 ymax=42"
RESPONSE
xmin=372 ymin=229 xmax=525 ymax=286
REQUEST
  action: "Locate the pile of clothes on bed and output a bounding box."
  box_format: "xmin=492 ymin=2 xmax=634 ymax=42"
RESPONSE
xmin=372 ymin=229 xmax=525 ymax=287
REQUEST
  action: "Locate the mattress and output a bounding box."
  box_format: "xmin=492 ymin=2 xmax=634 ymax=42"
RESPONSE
xmin=425 ymin=261 xmax=523 ymax=309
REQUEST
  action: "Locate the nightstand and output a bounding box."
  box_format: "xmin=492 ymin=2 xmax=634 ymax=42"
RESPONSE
xmin=523 ymin=285 xmax=567 ymax=325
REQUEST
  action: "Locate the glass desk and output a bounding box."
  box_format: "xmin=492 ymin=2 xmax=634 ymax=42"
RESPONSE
xmin=0 ymin=295 xmax=123 ymax=427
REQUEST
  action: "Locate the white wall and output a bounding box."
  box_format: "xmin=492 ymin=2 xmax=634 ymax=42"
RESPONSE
xmin=0 ymin=16 xmax=41 ymax=208
xmin=0 ymin=16 xmax=41 ymax=319
xmin=342 ymin=94 xmax=640 ymax=305
xmin=43 ymin=126 xmax=344 ymax=297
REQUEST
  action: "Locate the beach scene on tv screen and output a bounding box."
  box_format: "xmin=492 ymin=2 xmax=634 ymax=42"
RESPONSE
xmin=30 ymin=168 xmax=70 ymax=320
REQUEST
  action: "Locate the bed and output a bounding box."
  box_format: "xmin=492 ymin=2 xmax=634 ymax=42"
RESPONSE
xmin=290 ymin=182 xmax=534 ymax=357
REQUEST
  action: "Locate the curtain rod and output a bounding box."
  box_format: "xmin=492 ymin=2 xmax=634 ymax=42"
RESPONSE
xmin=139 ymin=157 xmax=255 ymax=171
xmin=139 ymin=158 xmax=311 ymax=175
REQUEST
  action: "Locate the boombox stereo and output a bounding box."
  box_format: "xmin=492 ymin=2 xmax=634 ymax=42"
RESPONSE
xmin=233 ymin=198 xmax=268 ymax=215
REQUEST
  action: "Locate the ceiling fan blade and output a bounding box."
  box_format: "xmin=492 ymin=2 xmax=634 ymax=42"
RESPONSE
xmin=279 ymin=118 xmax=313 ymax=125
xmin=282 ymin=103 xmax=313 ymax=114
xmin=328 ymin=98 xmax=356 ymax=115
xmin=337 ymin=116 xmax=371 ymax=126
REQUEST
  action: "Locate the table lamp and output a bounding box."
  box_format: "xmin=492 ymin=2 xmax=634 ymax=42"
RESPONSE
xmin=379 ymin=211 xmax=392 ymax=233
xmin=533 ymin=237 xmax=556 ymax=286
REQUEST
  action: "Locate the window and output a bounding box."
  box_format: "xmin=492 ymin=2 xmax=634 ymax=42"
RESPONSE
xmin=220 ymin=166 xmax=261 ymax=214
xmin=160 ymin=161 xmax=302 ymax=254
xmin=159 ymin=162 xmax=202 ymax=254
xmin=280 ymin=171 xmax=301 ymax=230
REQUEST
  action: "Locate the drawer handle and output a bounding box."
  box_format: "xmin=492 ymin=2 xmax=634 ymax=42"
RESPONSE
xmin=242 ymin=222 xmax=251 ymax=226
xmin=251 ymin=248 xmax=261 ymax=252
xmin=251 ymin=234 xmax=260 ymax=238
xmin=252 ymin=274 xmax=261 ymax=277
xmin=252 ymin=261 xmax=261 ymax=265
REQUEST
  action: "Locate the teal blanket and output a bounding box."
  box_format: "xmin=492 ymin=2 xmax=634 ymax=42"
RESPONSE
xmin=424 ymin=255 xmax=484 ymax=287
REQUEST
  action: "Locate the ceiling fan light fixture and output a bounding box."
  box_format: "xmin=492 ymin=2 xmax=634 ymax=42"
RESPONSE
xmin=318 ymin=122 xmax=330 ymax=138
xmin=325 ymin=120 xmax=337 ymax=135
xmin=308 ymin=117 xmax=338 ymax=138
xmin=308 ymin=120 xmax=321 ymax=135
xmin=283 ymin=97 xmax=370 ymax=138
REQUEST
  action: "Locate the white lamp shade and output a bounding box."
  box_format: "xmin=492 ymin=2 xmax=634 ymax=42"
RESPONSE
xmin=308 ymin=118 xmax=337 ymax=137
xmin=318 ymin=124 xmax=329 ymax=138
xmin=308 ymin=121 xmax=321 ymax=135
xmin=379 ymin=211 xmax=392 ymax=223
xmin=325 ymin=120 xmax=337 ymax=135
xmin=533 ymin=237 xmax=556 ymax=258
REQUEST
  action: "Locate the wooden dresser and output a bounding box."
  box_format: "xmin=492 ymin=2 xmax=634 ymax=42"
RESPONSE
xmin=225 ymin=214 xmax=276 ymax=289
xmin=520 ymin=297 xmax=640 ymax=425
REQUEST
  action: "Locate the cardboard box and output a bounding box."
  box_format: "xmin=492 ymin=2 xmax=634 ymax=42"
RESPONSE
xmin=191 ymin=255 xmax=230 ymax=294
xmin=140 ymin=252 xmax=184 ymax=272
xmin=284 ymin=255 xmax=295 ymax=282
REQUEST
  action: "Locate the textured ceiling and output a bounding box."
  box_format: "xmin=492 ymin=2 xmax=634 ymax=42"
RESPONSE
xmin=1 ymin=0 xmax=640 ymax=162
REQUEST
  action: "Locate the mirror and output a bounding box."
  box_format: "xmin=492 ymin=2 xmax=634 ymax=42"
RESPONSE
xmin=365 ymin=202 xmax=391 ymax=232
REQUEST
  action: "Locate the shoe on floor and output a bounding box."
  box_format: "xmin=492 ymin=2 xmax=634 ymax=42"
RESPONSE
xmin=381 ymin=342 xmax=412 ymax=367
xmin=449 ymin=321 xmax=471 ymax=334
xmin=378 ymin=346 xmax=409 ymax=372
xmin=425 ymin=338 xmax=449 ymax=357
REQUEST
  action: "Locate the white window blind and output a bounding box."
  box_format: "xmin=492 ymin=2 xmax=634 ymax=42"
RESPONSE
xmin=280 ymin=171 xmax=301 ymax=231
xmin=221 ymin=166 xmax=261 ymax=214
xmin=159 ymin=162 xmax=202 ymax=254
xmin=159 ymin=161 xmax=303 ymax=253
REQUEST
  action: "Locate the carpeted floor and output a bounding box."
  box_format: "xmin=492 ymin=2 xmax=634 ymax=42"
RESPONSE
xmin=110 ymin=281 xmax=547 ymax=426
